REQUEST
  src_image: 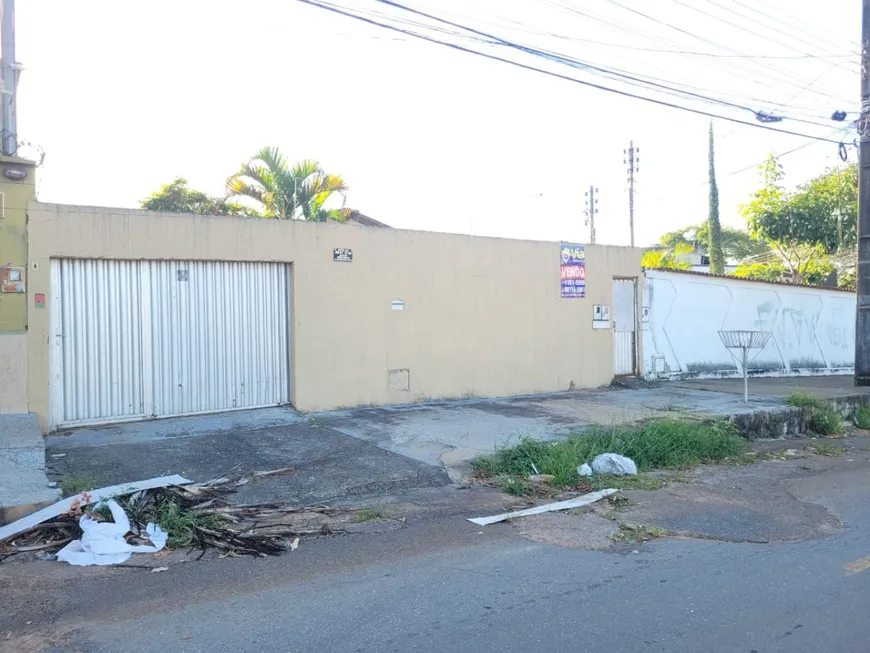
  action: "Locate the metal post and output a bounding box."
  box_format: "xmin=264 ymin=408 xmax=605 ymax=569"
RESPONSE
xmin=0 ymin=0 xmax=17 ymax=156
xmin=857 ymin=0 xmax=870 ymax=385
xmin=742 ymin=347 xmax=749 ymax=403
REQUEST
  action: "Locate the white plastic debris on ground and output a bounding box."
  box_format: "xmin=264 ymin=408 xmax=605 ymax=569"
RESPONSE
xmin=55 ymin=500 xmax=168 ymax=566
xmin=468 ymin=489 xmax=617 ymax=526
xmin=577 ymin=453 xmax=638 ymax=477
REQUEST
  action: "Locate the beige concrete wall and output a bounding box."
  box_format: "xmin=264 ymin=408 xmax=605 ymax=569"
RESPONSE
xmin=0 ymin=157 xmax=38 ymax=333
xmin=0 ymin=333 xmax=28 ymax=413
xmin=27 ymin=202 xmax=642 ymax=431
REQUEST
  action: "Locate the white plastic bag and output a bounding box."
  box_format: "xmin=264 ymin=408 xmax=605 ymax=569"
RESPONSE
xmin=56 ymin=500 xmax=167 ymax=566
xmin=591 ymin=453 xmax=637 ymax=476
xmin=577 ymin=463 xmax=593 ymax=477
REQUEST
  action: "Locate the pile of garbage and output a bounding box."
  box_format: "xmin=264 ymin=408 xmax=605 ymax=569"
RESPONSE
xmin=0 ymin=469 xmax=348 ymax=565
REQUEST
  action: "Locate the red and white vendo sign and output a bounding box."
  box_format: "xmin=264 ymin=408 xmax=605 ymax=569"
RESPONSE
xmin=560 ymin=265 xmax=585 ymax=280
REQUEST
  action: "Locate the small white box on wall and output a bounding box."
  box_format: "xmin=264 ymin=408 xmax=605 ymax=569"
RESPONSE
xmin=593 ymin=304 xmax=611 ymax=329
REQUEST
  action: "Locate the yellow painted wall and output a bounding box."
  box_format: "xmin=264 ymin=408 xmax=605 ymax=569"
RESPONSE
xmin=0 ymin=333 xmax=28 ymax=412
xmin=0 ymin=157 xmax=37 ymax=415
xmin=27 ymin=202 xmax=643 ymax=432
xmin=0 ymin=156 xmax=36 ymax=332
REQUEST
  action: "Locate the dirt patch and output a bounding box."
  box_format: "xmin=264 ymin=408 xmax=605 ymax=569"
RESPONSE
xmin=1 ymin=622 xmax=83 ymax=653
xmin=514 ymin=512 xmax=619 ymax=550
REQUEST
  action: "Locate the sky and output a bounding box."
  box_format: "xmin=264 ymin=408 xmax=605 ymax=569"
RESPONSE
xmin=16 ymin=0 xmax=860 ymax=247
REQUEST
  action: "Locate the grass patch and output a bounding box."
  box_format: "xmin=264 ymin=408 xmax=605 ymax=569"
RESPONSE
xmin=60 ymin=476 xmax=97 ymax=498
xmin=502 ymin=478 xmax=530 ymax=496
xmin=610 ymin=522 xmax=670 ymax=543
xmin=786 ymin=391 xmax=827 ymax=410
xmin=810 ymin=408 xmax=844 ymax=435
xmin=810 ymin=443 xmax=844 ymax=457
xmin=355 ymin=506 xmax=387 ymax=523
xmin=472 ymin=418 xmax=746 ymax=487
xmin=605 ymin=494 xmax=637 ymax=510
xmin=719 ymin=451 xmax=765 ymax=466
xmin=154 ymin=500 xmax=226 ymax=549
xmin=587 ymin=474 xmax=665 ymax=491
xmin=855 ymin=407 xmax=870 ymax=430
xmin=786 ymin=391 xmax=843 ymax=435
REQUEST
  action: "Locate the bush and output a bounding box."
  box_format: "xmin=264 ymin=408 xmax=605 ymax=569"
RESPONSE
xmin=472 ymin=419 xmax=746 ymax=486
xmin=786 ymin=391 xmax=826 ymax=410
xmin=810 ymin=407 xmax=844 ymax=436
xmin=787 ymin=391 xmax=843 ymax=435
xmin=855 ymin=406 xmax=870 ymax=430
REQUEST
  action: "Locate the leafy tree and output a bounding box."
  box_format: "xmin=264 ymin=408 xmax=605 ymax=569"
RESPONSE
xmin=657 ymin=224 xmax=768 ymax=261
xmin=732 ymin=261 xmax=786 ymax=282
xmin=741 ymin=155 xmax=852 ymax=284
xmin=707 ymin=122 xmax=725 ymax=275
xmin=732 ymin=257 xmax=834 ymax=286
xmin=641 ymin=243 xmax=693 ymax=270
xmin=790 ymin=163 xmax=857 ymax=252
xmin=802 ymin=255 xmax=835 ymax=286
xmin=839 ymin=266 xmax=856 ymax=289
xmin=227 ymin=147 xmax=349 ymax=221
xmin=141 ymin=178 xmax=254 ymax=216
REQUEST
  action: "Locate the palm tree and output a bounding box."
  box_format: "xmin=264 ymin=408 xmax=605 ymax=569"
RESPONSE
xmin=227 ymin=147 xmax=349 ymax=221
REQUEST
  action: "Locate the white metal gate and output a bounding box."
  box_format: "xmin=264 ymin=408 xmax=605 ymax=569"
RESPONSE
xmin=50 ymin=259 xmax=290 ymax=429
xmin=612 ymin=278 xmax=637 ymax=376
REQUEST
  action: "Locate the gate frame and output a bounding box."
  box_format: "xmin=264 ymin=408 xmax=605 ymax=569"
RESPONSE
xmin=612 ymin=276 xmax=640 ymax=378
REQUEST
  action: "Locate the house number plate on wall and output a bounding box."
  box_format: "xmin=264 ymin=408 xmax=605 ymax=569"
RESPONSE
xmin=333 ymin=248 xmax=353 ymax=262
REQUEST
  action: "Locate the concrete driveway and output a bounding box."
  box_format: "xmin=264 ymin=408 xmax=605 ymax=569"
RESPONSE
xmin=45 ymin=408 xmax=450 ymax=506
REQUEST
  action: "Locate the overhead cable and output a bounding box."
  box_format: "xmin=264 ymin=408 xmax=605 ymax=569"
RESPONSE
xmin=299 ymin=0 xmax=845 ymax=144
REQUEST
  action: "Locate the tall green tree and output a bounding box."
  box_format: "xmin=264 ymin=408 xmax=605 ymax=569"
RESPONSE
xmin=707 ymin=122 xmax=725 ymax=275
xmin=227 ymin=147 xmax=349 ymax=221
xmin=141 ymin=178 xmax=253 ymax=216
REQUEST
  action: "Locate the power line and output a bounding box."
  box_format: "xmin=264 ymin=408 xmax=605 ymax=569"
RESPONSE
xmin=693 ymin=0 xmax=860 ymax=70
xmin=451 ymin=7 xmax=856 ymax=60
xmin=300 ymin=0 xmax=846 ymax=144
xmin=602 ymin=0 xmax=852 ymax=105
xmin=537 ymin=0 xmax=855 ymax=114
xmin=725 ymin=126 xmax=853 ymax=177
xmin=551 ymin=0 xmax=817 ymax=99
xmin=432 ymin=5 xmax=854 ymax=119
xmin=371 ymin=0 xmax=843 ymax=130
xmin=734 ymin=0 xmax=860 ymax=59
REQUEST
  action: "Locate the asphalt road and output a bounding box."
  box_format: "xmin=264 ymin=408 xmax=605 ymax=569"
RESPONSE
xmin=0 ymin=458 xmax=870 ymax=653
xmin=4 ymin=465 xmax=869 ymax=653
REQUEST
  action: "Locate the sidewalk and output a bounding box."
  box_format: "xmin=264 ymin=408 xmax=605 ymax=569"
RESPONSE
xmin=36 ymin=376 xmax=870 ymax=509
xmin=0 ymin=414 xmax=60 ymax=522
xmin=318 ymin=376 xmax=870 ymax=480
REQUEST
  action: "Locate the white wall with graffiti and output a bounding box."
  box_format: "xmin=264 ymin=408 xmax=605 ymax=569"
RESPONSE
xmin=642 ymin=269 xmax=854 ymax=380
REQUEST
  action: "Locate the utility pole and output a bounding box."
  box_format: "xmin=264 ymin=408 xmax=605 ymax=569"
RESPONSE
xmin=857 ymin=0 xmax=870 ymax=385
xmin=0 ymin=0 xmax=20 ymax=156
xmin=624 ymin=141 xmax=639 ymax=247
xmin=0 ymin=0 xmax=18 ymax=156
xmin=584 ymin=185 xmax=598 ymax=244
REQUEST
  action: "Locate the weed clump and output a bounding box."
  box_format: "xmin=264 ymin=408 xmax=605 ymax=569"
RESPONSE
xmin=472 ymin=418 xmax=746 ymax=487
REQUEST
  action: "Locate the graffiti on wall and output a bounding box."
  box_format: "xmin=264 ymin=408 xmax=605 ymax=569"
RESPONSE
xmin=642 ymin=270 xmax=854 ymax=380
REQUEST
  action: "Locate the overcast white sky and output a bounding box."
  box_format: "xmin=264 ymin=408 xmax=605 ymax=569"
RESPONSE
xmin=16 ymin=0 xmax=860 ymax=247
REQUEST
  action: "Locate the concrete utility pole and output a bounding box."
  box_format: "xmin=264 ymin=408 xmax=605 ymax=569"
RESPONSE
xmin=624 ymin=141 xmax=639 ymax=247
xmin=857 ymin=0 xmax=870 ymax=385
xmin=584 ymin=185 xmax=598 ymax=244
xmin=1 ymin=0 xmax=17 ymax=156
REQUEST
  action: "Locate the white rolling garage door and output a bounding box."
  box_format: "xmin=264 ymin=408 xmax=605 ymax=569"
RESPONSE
xmin=50 ymin=259 xmax=290 ymax=430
